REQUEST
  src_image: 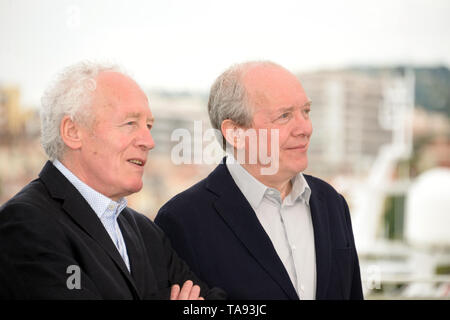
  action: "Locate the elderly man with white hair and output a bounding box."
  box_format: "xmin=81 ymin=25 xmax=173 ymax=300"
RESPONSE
xmin=0 ymin=62 xmax=225 ymax=300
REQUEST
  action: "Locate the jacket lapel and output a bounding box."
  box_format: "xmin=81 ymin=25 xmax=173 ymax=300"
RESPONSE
xmin=207 ymin=163 xmax=299 ymax=300
xmin=39 ymin=161 xmax=141 ymax=299
xmin=306 ymin=175 xmax=332 ymax=299
xmin=118 ymin=212 xmax=154 ymax=295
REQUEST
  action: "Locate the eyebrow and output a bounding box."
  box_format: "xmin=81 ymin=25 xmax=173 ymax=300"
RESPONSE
xmin=125 ymin=112 xmax=154 ymax=123
xmin=276 ymin=100 xmax=312 ymax=113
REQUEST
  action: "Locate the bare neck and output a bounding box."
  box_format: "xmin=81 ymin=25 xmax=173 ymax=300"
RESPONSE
xmin=241 ymin=162 xmax=293 ymax=201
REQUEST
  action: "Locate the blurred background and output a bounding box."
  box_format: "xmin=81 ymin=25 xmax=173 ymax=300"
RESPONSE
xmin=1 ymin=0 xmax=449 ymax=299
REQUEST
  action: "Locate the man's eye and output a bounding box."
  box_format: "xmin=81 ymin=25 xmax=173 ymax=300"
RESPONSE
xmin=277 ymin=112 xmax=292 ymax=121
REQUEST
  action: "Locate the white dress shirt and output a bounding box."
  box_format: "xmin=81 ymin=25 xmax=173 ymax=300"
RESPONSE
xmin=226 ymin=156 xmax=317 ymax=299
xmin=53 ymin=159 xmax=130 ymax=272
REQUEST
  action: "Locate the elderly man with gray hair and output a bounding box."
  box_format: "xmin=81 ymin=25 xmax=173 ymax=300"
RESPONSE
xmin=0 ymin=61 xmax=225 ymax=300
xmin=155 ymin=61 xmax=363 ymax=300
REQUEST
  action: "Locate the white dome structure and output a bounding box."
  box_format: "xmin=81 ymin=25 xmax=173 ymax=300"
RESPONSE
xmin=405 ymin=167 xmax=450 ymax=248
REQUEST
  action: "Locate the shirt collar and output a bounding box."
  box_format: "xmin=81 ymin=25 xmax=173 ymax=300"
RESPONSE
xmin=287 ymin=171 xmax=311 ymax=206
xmin=53 ymin=159 xmax=127 ymax=219
xmin=225 ymin=155 xmax=311 ymax=210
xmin=226 ymin=155 xmax=267 ymax=211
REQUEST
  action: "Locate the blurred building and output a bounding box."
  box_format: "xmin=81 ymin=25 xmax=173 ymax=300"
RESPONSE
xmin=147 ymin=90 xmax=210 ymax=155
xmin=0 ymin=85 xmax=44 ymax=203
xmin=298 ymin=69 xmax=450 ymax=299
xmin=300 ymin=70 xmax=410 ymax=179
xmin=0 ymin=86 xmax=23 ymax=140
xmin=0 ymin=85 xmax=39 ymax=143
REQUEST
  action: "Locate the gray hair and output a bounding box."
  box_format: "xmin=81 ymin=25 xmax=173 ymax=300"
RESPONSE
xmin=207 ymin=60 xmax=281 ymax=149
xmin=40 ymin=61 xmax=123 ymax=161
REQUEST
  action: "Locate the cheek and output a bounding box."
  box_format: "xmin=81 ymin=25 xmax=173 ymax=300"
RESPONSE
xmin=276 ymin=130 xmax=290 ymax=149
xmin=256 ymin=129 xmax=281 ymax=153
xmin=88 ymin=138 xmax=124 ymax=167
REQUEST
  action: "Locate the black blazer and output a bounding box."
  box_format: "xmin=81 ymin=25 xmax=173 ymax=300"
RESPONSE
xmin=0 ymin=161 xmax=225 ymax=300
xmin=155 ymin=161 xmax=364 ymax=300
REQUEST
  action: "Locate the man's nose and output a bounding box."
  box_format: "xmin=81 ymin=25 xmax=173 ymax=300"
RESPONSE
xmin=292 ymin=110 xmax=313 ymax=137
xmin=137 ymin=126 xmax=155 ymax=151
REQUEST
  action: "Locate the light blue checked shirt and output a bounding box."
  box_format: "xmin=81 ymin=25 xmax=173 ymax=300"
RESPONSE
xmin=53 ymin=159 xmax=130 ymax=272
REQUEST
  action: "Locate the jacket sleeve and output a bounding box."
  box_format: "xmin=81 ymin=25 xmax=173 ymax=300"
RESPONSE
xmin=138 ymin=212 xmax=227 ymax=300
xmin=154 ymin=206 xmax=202 ymax=277
xmin=0 ymin=202 xmax=102 ymax=299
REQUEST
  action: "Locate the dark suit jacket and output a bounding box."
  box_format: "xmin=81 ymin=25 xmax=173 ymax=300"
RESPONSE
xmin=0 ymin=161 xmax=225 ymax=300
xmin=155 ymin=161 xmax=364 ymax=300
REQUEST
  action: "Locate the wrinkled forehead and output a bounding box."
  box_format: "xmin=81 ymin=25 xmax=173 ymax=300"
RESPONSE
xmin=244 ymin=64 xmax=299 ymax=88
xmin=93 ymin=71 xmax=149 ymax=110
xmin=95 ymin=71 xmax=146 ymax=99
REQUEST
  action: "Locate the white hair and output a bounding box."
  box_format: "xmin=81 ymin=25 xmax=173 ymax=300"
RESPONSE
xmin=207 ymin=60 xmax=282 ymax=150
xmin=40 ymin=61 xmax=123 ymax=160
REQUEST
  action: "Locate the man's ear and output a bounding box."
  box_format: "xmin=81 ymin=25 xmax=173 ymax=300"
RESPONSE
xmin=60 ymin=115 xmax=82 ymax=150
xmin=221 ymin=119 xmax=245 ymax=150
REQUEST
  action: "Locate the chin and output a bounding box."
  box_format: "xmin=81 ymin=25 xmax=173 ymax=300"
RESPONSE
xmin=289 ymin=161 xmax=308 ymax=174
xmin=126 ymin=181 xmax=144 ymax=195
xmin=283 ymin=155 xmax=307 ymax=171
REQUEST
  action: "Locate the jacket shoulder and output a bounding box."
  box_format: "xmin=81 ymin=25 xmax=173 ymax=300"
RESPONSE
xmin=0 ymin=178 xmax=55 ymax=219
xmin=158 ymin=176 xmax=211 ymax=213
xmin=304 ymin=174 xmax=342 ymax=199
